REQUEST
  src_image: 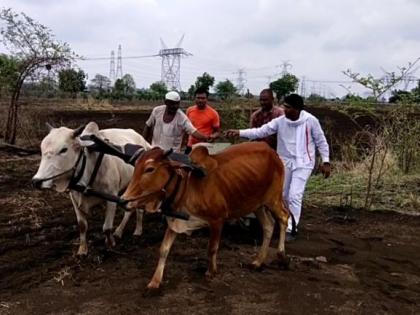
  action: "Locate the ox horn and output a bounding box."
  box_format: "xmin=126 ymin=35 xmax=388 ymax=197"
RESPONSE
xmin=72 ymin=124 xmax=86 ymax=138
xmin=162 ymin=148 xmax=173 ymax=159
xmin=45 ymin=122 xmax=55 ymax=131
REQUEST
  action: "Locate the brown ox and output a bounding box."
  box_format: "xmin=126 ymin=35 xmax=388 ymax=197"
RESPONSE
xmin=122 ymin=142 xmax=289 ymax=290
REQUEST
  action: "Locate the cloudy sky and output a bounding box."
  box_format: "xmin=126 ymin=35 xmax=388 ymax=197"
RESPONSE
xmin=1 ymin=0 xmax=420 ymax=97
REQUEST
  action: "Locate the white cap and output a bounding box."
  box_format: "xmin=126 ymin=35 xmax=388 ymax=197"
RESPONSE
xmin=165 ymin=91 xmax=180 ymax=102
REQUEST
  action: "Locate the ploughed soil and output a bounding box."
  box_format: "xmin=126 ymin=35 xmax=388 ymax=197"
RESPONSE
xmin=1 ymin=154 xmax=420 ymax=315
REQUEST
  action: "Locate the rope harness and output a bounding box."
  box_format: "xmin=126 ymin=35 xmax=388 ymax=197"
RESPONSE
xmin=122 ymin=166 xmax=190 ymax=220
xmin=35 ymin=136 xmax=190 ymax=220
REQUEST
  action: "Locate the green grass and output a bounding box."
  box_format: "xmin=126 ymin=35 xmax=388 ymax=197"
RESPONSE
xmin=304 ymin=169 xmax=420 ymax=214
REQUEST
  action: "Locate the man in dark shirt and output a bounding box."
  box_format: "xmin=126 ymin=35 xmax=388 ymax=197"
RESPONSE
xmin=250 ymin=88 xmax=284 ymax=149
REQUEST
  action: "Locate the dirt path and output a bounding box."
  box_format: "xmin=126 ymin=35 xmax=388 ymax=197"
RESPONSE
xmin=1 ymin=156 xmax=419 ymax=315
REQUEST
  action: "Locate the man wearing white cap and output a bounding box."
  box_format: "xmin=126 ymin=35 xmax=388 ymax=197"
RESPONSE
xmin=143 ymin=91 xmax=209 ymax=152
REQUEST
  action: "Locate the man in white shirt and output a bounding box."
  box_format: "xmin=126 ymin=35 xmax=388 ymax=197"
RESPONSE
xmin=226 ymin=94 xmax=331 ymax=241
xmin=143 ymin=91 xmax=209 ymax=153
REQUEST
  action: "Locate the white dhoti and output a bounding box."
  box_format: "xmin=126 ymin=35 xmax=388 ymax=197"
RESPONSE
xmin=283 ymin=167 xmax=312 ymax=233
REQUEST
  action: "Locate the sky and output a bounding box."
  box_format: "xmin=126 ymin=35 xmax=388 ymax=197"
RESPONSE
xmin=1 ymin=0 xmax=420 ymax=97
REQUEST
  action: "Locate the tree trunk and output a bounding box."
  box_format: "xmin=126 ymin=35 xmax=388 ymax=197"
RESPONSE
xmin=4 ymin=81 xmax=22 ymax=145
xmin=4 ymin=97 xmax=17 ymax=144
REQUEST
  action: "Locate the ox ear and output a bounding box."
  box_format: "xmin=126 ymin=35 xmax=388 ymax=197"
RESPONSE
xmin=190 ymin=146 xmax=218 ymax=173
xmin=72 ymin=125 xmax=86 ymax=138
xmin=45 ymin=122 xmax=55 ymax=131
xmin=167 ymin=152 xmax=207 ymax=177
xmin=83 ymin=121 xmax=100 ymax=135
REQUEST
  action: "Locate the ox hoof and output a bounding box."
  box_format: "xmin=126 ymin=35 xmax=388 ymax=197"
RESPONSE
xmin=131 ymin=234 xmax=142 ymax=243
xmin=113 ymin=230 xmax=123 ymax=239
xmin=76 ymin=252 xmax=88 ymax=259
xmin=277 ymin=255 xmax=291 ymax=270
xmin=133 ymin=230 xmax=143 ymax=237
xmin=248 ymin=261 xmax=264 ymax=272
xmin=76 ymin=245 xmax=88 ymax=257
xmin=205 ymin=270 xmax=217 ymax=280
xmin=143 ymin=281 xmax=162 ymax=297
xmin=105 ymin=235 xmax=116 ymax=248
xmin=143 ymin=286 xmax=162 ymax=297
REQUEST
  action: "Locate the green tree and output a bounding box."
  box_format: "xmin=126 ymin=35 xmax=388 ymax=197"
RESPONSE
xmin=410 ymin=80 xmax=420 ymax=103
xmin=215 ymin=79 xmax=237 ymax=100
xmin=306 ymin=93 xmax=327 ymax=104
xmin=269 ymin=73 xmax=299 ymax=100
xmin=0 ymin=8 xmax=75 ymax=144
xmin=89 ymin=74 xmax=111 ymax=98
xmin=21 ymin=76 xmax=58 ymax=97
xmin=149 ymin=81 xmax=168 ymax=100
xmin=187 ymin=85 xmax=196 ymax=99
xmin=0 ymin=54 xmax=18 ymax=96
xmin=188 ymin=72 xmax=215 ymax=99
xmin=58 ymin=68 xmax=86 ymax=97
xmin=388 ymin=90 xmax=413 ymax=103
xmin=112 ymin=74 xmax=136 ymax=99
xmin=136 ymin=88 xmax=152 ymax=100
xmin=195 ymin=72 xmax=215 ymax=91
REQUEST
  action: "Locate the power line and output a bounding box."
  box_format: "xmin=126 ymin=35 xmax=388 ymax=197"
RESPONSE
xmin=305 ymin=79 xmax=355 ymax=84
xmin=78 ymin=54 xmax=159 ymax=61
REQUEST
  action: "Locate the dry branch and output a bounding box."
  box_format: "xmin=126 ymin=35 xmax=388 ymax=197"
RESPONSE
xmin=0 ymin=142 xmax=40 ymax=155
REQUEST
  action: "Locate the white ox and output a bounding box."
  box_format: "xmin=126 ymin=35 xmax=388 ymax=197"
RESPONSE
xmin=32 ymin=121 xmax=151 ymax=255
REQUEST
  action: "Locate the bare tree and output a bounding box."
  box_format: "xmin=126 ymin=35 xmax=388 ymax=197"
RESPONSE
xmin=0 ymin=8 xmax=76 ymax=144
xmin=363 ymin=129 xmax=389 ymax=210
xmin=342 ymin=58 xmax=420 ymax=101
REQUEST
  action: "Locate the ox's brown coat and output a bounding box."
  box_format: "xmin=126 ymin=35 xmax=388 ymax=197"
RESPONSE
xmin=123 ymin=142 xmax=289 ymax=289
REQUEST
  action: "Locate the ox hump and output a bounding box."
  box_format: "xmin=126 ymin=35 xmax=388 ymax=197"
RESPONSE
xmin=190 ymin=146 xmax=218 ymax=173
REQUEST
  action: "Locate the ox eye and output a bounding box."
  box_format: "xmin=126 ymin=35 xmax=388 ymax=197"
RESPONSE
xmin=59 ymin=147 xmax=68 ymax=154
xmin=144 ymin=167 xmax=155 ymax=173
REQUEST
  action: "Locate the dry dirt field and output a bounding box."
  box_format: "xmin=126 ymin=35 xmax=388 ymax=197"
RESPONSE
xmin=1 ymin=152 xmax=420 ymax=315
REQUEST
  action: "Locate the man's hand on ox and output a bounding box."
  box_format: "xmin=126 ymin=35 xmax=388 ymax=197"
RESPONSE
xmin=207 ymin=133 xmax=218 ymax=143
xmin=224 ymin=130 xmax=240 ymax=138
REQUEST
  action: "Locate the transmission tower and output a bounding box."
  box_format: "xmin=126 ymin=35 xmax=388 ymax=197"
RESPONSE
xmin=300 ymin=76 xmax=306 ymax=97
xmin=234 ymin=68 xmax=247 ymax=94
xmin=158 ymin=35 xmax=192 ymax=91
xmin=278 ymin=60 xmax=292 ymax=76
xmin=109 ymin=50 xmax=115 ymax=83
xmin=310 ymin=81 xmax=318 ymax=95
xmin=116 ymin=44 xmax=123 ymax=79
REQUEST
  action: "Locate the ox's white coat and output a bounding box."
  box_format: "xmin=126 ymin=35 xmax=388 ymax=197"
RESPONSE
xmin=33 ymin=122 xmax=151 ymax=255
